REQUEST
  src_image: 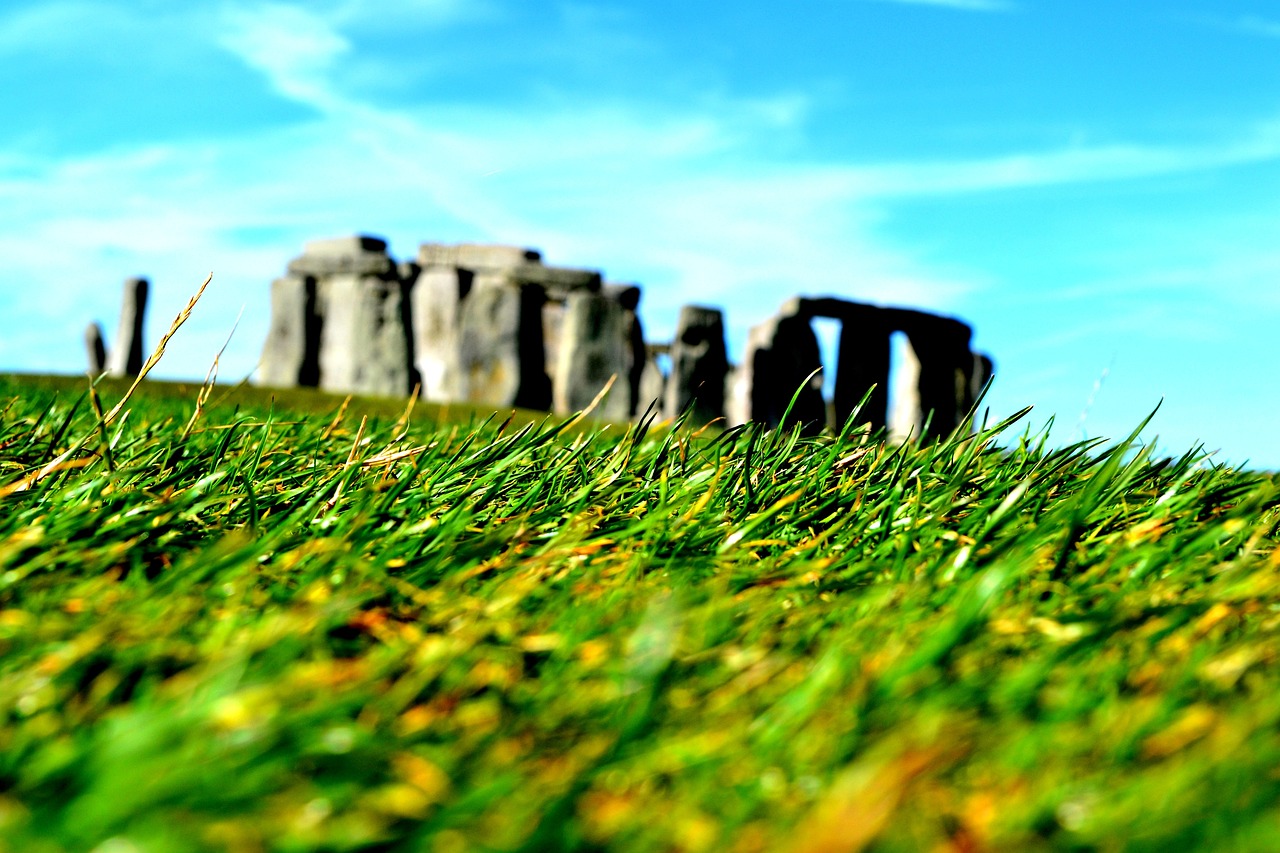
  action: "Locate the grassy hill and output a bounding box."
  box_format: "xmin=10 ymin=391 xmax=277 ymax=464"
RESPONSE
xmin=0 ymin=369 xmax=1277 ymax=852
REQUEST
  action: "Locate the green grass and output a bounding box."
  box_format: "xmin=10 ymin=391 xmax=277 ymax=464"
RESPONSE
xmin=0 ymin=370 xmax=1278 ymax=852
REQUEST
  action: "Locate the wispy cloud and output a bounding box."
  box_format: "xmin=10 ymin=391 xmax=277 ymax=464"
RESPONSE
xmin=1229 ymin=15 xmax=1280 ymax=38
xmin=863 ymin=0 xmax=1016 ymax=12
xmin=1183 ymin=13 xmax=1280 ymax=39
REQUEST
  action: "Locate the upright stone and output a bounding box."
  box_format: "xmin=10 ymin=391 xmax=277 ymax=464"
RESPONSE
xmin=739 ymin=304 xmax=826 ymax=432
xmin=317 ymin=275 xmax=413 ymax=397
xmin=893 ymin=312 xmax=973 ymax=441
xmin=259 ymin=275 xmax=321 ymax=388
xmin=280 ymin=235 xmax=414 ymax=398
xmin=85 ymin=322 xmax=106 ymax=376
xmin=457 ymin=275 xmax=551 ymax=410
xmin=553 ymin=291 xmax=631 ymax=420
xmin=411 ymin=266 xmax=472 ymax=402
xmin=636 ymin=350 xmax=667 ymax=420
xmin=603 ymin=284 xmax=646 ymax=417
xmin=970 ymin=353 xmax=995 ymax=409
xmin=833 ymin=304 xmax=892 ymax=432
xmin=106 ymin=277 xmax=148 ymax=378
xmin=665 ymin=305 xmax=728 ymax=426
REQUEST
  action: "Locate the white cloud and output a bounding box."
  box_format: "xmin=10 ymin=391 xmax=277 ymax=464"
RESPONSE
xmin=217 ymin=3 xmax=351 ymax=107
xmin=1221 ymin=15 xmax=1280 ymax=39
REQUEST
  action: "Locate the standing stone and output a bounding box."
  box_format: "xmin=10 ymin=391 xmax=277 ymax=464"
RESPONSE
xmin=738 ymin=304 xmax=826 ymax=432
xmin=636 ymin=351 xmax=667 ymax=420
xmin=85 ymin=323 xmax=106 ymax=376
xmin=603 ymin=284 xmax=647 ymax=416
xmin=411 ymin=266 xmax=472 ymax=402
xmin=553 ymin=291 xmax=631 ymax=420
xmin=457 ymin=275 xmax=550 ymax=410
xmin=833 ymin=304 xmax=892 ymax=432
xmin=892 ymin=312 xmax=973 ymax=441
xmin=970 ymin=353 xmax=995 ymax=409
xmin=317 ymin=275 xmax=413 ymax=398
xmin=665 ymin=305 xmax=728 ymax=426
xmin=106 ymin=277 xmax=148 ymax=378
xmin=259 ymin=275 xmax=321 ymax=388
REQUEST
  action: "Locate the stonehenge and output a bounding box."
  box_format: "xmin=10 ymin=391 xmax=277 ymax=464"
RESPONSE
xmin=257 ymin=235 xmax=994 ymax=440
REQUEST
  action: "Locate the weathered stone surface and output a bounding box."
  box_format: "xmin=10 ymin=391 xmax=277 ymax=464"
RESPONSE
xmin=106 ymin=277 xmax=148 ymax=378
xmin=317 ymin=275 xmax=413 ymax=397
xmin=288 ymin=235 xmax=395 ymax=278
xmin=602 ymin=283 xmax=641 ymax=311
xmin=542 ymin=300 xmax=566 ymax=381
xmin=553 ymin=291 xmax=631 ymax=420
xmin=85 ymin=322 xmax=106 ymax=376
xmin=508 ymin=263 xmax=601 ymax=296
xmin=259 ymin=275 xmax=321 ymax=388
xmin=739 ymin=310 xmax=826 ymax=432
xmin=637 ymin=354 xmax=667 ymax=420
xmin=411 ymin=267 xmax=472 ymax=403
xmin=457 ymin=275 xmax=550 ymax=410
xmin=307 ymin=235 xmax=388 ymax=256
xmin=418 ymin=243 xmax=541 ymax=270
xmin=665 ymin=305 xmax=728 ymax=425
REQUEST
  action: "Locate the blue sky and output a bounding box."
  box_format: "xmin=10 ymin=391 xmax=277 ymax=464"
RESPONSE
xmin=1 ymin=0 xmax=1278 ymax=465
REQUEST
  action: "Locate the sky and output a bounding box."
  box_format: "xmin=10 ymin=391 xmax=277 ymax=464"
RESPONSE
xmin=1 ymin=0 xmax=1278 ymax=466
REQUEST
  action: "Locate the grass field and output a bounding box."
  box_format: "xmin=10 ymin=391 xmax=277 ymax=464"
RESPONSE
xmin=1 ymin=363 xmax=1278 ymax=852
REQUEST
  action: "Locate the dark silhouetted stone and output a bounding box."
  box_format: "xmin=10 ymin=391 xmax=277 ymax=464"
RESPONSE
xmin=665 ymin=305 xmax=728 ymax=425
xmin=739 ymin=309 xmax=826 ymax=432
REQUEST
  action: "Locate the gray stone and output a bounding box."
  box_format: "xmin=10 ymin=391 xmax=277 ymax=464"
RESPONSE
xmin=106 ymin=277 xmax=148 ymax=378
xmin=553 ymin=291 xmax=631 ymax=420
xmin=457 ymin=274 xmax=550 ymax=410
xmin=542 ymin=300 xmax=566 ymax=381
xmin=418 ymin=243 xmax=541 ymax=270
xmin=317 ymin=275 xmax=412 ymax=397
xmin=411 ymin=266 xmax=472 ymax=402
xmin=85 ymin=322 xmax=106 ymax=376
xmin=665 ymin=305 xmax=728 ymax=426
xmin=508 ymin=263 xmax=601 ymax=296
xmin=739 ymin=310 xmax=826 ymax=432
xmin=259 ymin=275 xmax=321 ymax=388
xmin=306 ymin=235 xmax=388 ymax=255
xmin=602 ymin=283 xmax=641 ymax=311
xmin=637 ymin=354 xmax=667 ymax=420
xmin=288 ymin=234 xmax=395 ymax=278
